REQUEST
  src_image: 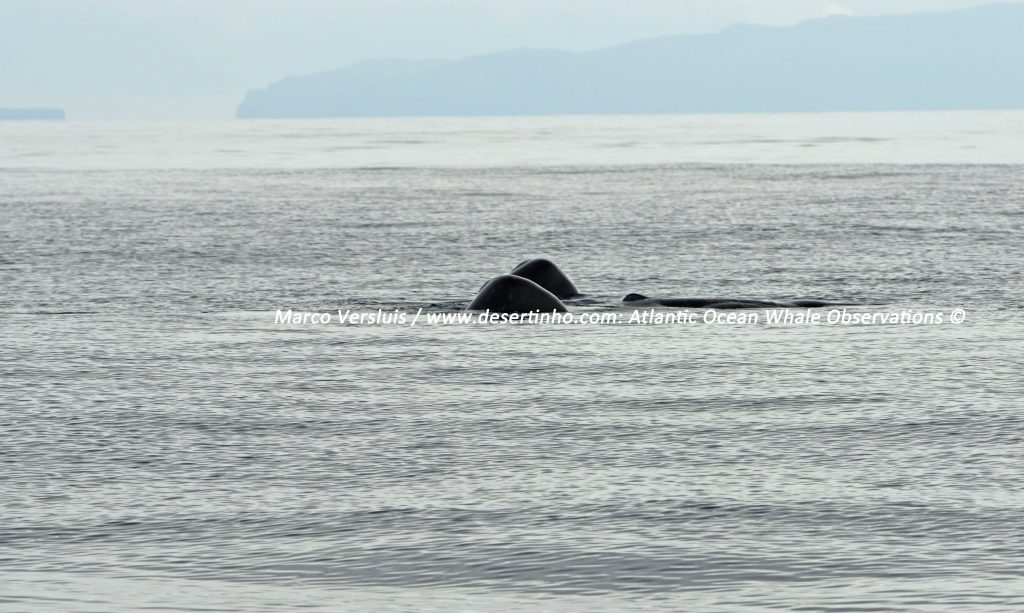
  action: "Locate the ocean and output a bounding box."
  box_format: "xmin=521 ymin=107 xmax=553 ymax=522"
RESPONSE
xmin=2 ymin=112 xmax=1023 ymax=612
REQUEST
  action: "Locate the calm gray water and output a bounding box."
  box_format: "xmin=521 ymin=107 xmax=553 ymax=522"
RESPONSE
xmin=2 ymin=114 xmax=1024 ymax=612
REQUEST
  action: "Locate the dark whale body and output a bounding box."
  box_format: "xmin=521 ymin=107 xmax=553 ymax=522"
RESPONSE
xmin=786 ymin=299 xmax=846 ymax=308
xmin=623 ymin=294 xmax=850 ymax=309
xmin=468 ymin=275 xmax=568 ymax=313
xmin=511 ymin=259 xmax=580 ymax=298
xmin=463 ymin=260 xmax=852 ymax=315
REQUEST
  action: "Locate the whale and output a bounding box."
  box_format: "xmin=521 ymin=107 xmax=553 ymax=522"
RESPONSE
xmin=467 ymin=275 xmax=569 ymax=313
xmin=623 ymin=294 xmax=849 ymax=309
xmin=510 ymin=258 xmax=580 ymax=298
xmin=464 ymin=259 xmax=851 ymax=314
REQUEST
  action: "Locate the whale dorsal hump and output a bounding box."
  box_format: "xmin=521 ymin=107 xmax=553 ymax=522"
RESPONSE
xmin=623 ymin=293 xmax=648 ymax=302
xmin=510 ymin=258 xmax=580 ymax=299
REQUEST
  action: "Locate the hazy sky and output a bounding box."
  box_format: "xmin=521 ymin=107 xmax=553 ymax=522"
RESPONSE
xmin=0 ymin=0 xmax=1013 ymax=119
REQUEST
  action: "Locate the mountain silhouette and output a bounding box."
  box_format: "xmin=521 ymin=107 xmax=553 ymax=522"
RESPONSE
xmin=237 ymin=3 xmax=1024 ymax=118
xmin=0 ymin=108 xmax=65 ymax=120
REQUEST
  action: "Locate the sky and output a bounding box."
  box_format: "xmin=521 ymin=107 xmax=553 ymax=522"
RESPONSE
xmin=0 ymin=0 xmax=1013 ymax=119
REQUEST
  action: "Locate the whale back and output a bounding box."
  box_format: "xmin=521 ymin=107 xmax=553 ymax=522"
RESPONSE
xmin=467 ymin=275 xmax=568 ymax=314
xmin=510 ymin=258 xmax=580 ymax=298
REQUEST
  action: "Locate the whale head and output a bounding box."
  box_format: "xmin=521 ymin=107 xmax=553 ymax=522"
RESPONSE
xmin=622 ymin=293 xmax=648 ymax=302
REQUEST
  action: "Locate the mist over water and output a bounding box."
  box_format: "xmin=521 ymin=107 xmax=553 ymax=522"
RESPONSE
xmin=3 ymin=113 xmax=1023 ymax=611
xmin=4 ymin=111 xmax=1024 ymax=169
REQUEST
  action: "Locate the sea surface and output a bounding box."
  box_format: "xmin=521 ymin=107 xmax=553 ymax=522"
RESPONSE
xmin=2 ymin=112 xmax=1023 ymax=612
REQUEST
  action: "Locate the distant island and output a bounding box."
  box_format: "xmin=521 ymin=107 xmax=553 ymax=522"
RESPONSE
xmin=0 ymin=108 xmax=65 ymax=121
xmin=237 ymin=3 xmax=1024 ymax=118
